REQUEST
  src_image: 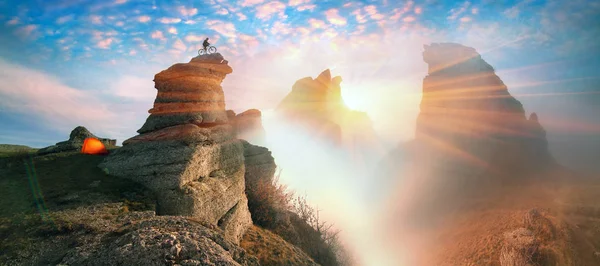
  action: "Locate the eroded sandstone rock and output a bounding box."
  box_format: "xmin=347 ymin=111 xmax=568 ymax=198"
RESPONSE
xmin=99 ymin=53 xmax=252 ymax=244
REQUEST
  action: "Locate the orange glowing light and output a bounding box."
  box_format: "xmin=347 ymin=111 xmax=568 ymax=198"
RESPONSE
xmin=81 ymin=138 xmax=109 ymax=155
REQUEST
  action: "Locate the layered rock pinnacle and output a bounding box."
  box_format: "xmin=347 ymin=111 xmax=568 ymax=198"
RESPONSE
xmin=99 ymin=53 xmax=251 ymax=244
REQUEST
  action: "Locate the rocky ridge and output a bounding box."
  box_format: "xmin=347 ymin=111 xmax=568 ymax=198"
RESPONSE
xmin=98 ymin=53 xmax=252 ymax=244
xmin=37 ymin=126 xmax=116 ymax=155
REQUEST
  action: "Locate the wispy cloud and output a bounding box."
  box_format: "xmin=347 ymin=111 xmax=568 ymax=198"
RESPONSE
xmin=158 ymin=17 xmax=182 ymax=24
xmin=255 ymin=1 xmax=287 ymax=20
xmin=56 ymin=15 xmax=74 ymax=24
xmin=96 ymin=38 xmax=113 ymax=49
xmin=0 ymin=59 xmax=117 ymax=130
xmin=151 ymin=30 xmax=166 ymax=41
xmin=447 ymin=1 xmax=470 ymax=20
xmin=325 ymin=9 xmax=347 ymax=26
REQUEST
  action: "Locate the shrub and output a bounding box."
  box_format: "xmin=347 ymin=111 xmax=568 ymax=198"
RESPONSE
xmin=245 ymin=169 xmax=353 ymax=266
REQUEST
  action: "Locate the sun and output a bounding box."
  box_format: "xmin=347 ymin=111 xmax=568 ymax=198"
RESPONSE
xmin=340 ymin=85 xmax=368 ymax=111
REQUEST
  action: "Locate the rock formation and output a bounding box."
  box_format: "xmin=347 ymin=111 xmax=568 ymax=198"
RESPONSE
xmin=99 ymin=53 xmax=252 ymax=244
xmin=276 ymin=69 xmax=382 ymax=163
xmin=382 ymin=43 xmax=557 ymax=230
xmin=414 ymin=43 xmax=554 ymax=182
xmin=229 ymin=109 xmax=267 ymax=145
xmin=37 ymin=126 xmax=116 ymax=155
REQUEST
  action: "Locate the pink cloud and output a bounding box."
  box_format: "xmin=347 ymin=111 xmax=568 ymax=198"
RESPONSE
xmin=151 ymin=30 xmax=166 ymax=40
xmin=96 ymin=38 xmax=113 ymax=49
xmin=5 ymin=17 xmax=19 ymax=26
xmin=241 ymin=0 xmax=265 ymax=6
xmin=471 ymin=7 xmax=478 ymax=14
xmin=216 ymin=8 xmax=229 ymax=15
xmin=271 ymin=21 xmax=292 ymax=35
xmin=137 ymin=15 xmax=150 ymax=22
xmin=414 ymin=7 xmax=422 ymax=14
xmin=0 ymin=59 xmax=117 ymax=131
xmin=237 ymin=12 xmax=248 ymax=20
xmin=403 ymin=16 xmax=416 ymax=22
xmin=325 ymin=8 xmax=347 ymax=25
xmin=168 ymin=27 xmax=178 ymax=34
xmin=256 ymin=1 xmax=286 ymax=20
xmin=460 ymin=16 xmax=472 ymax=22
xmin=308 ymin=18 xmax=325 ymax=29
xmin=15 ymin=25 xmax=39 ymax=40
xmin=207 ymin=20 xmax=237 ymax=38
xmin=288 ymin=0 xmax=310 ymax=6
xmin=352 ymin=9 xmax=368 ymax=23
xmin=56 ymin=15 xmax=74 ymax=24
xmin=364 ymin=5 xmax=384 ymax=20
xmin=185 ymin=34 xmax=204 ymax=42
xmin=297 ymin=4 xmax=316 ymax=11
xmin=158 ymin=17 xmax=182 ymax=24
xmin=89 ymin=15 xmax=103 ymax=24
xmin=178 ymin=6 xmax=198 ymax=16
xmin=115 ymin=0 xmax=127 ymax=4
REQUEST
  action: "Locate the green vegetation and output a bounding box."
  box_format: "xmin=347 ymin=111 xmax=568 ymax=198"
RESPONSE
xmin=0 ymin=144 xmax=38 ymax=158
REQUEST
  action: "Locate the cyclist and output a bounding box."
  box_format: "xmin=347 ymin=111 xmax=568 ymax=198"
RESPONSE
xmin=203 ymin=38 xmax=210 ymax=51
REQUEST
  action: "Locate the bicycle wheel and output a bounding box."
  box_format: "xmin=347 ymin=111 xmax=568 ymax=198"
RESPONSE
xmin=198 ymin=49 xmax=205 ymax=55
xmin=208 ymin=46 xmax=217 ymax=54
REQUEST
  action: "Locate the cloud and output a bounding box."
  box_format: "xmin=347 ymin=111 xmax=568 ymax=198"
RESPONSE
xmin=109 ymin=75 xmax=155 ymax=101
xmin=185 ymin=34 xmax=205 ymax=42
xmin=15 ymin=24 xmax=39 ymax=40
xmin=237 ymin=12 xmax=248 ymax=20
xmin=325 ymin=9 xmax=347 ymax=25
xmin=96 ymin=38 xmax=113 ymax=49
xmin=352 ymin=9 xmax=368 ymax=23
xmin=255 ymin=1 xmax=286 ymax=20
xmin=216 ymin=8 xmax=229 ymax=15
xmin=447 ymin=1 xmax=470 ymax=20
xmin=172 ymin=38 xmax=186 ymax=51
xmin=297 ymin=4 xmax=316 ymax=11
xmin=241 ymin=0 xmax=265 ymax=6
xmin=308 ymin=18 xmax=325 ymax=29
xmin=168 ymin=27 xmax=178 ymax=34
xmin=158 ymin=17 xmax=182 ymax=24
xmin=115 ymin=0 xmax=127 ymax=4
xmin=178 ymin=6 xmax=198 ymax=16
xmin=89 ymin=15 xmax=103 ymax=24
xmin=206 ymin=20 xmax=237 ymax=38
xmin=403 ymin=16 xmax=416 ymax=22
xmin=5 ymin=17 xmax=19 ymax=25
xmin=289 ymin=0 xmax=310 ymax=5
xmin=460 ymin=16 xmax=472 ymax=22
xmin=0 ymin=58 xmax=117 ymax=132
xmin=137 ymin=15 xmax=151 ymax=22
xmin=365 ymin=5 xmax=384 ymax=20
xmin=151 ymin=30 xmax=166 ymax=41
xmin=56 ymin=15 xmax=74 ymax=24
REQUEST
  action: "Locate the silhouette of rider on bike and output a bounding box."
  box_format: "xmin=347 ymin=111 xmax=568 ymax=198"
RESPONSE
xmin=203 ymin=38 xmax=210 ymax=51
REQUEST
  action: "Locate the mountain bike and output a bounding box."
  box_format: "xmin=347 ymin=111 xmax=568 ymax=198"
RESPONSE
xmin=198 ymin=46 xmax=217 ymax=55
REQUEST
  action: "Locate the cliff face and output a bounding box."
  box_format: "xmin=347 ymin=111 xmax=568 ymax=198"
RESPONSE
xmin=99 ymin=53 xmax=251 ymax=244
xmin=415 ymin=43 xmax=554 ymax=182
xmin=228 ymin=109 xmax=267 ymax=145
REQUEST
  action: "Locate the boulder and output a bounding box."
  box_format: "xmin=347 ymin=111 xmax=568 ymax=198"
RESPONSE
xmin=61 ymin=215 xmax=260 ymax=266
xmin=99 ymin=53 xmax=252 ymax=244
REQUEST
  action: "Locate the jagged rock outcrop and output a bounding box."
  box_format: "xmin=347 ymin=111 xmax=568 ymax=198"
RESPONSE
xmin=37 ymin=126 xmax=116 ymax=155
xmin=229 ymin=109 xmax=266 ymax=145
xmin=414 ymin=42 xmax=554 ymax=181
xmin=99 ymin=53 xmax=252 ymax=244
xmin=382 ymin=43 xmax=557 ymax=231
xmin=276 ymin=69 xmax=382 ymax=163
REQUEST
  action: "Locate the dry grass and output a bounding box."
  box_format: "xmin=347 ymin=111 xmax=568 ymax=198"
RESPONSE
xmin=411 ymin=176 xmax=600 ymax=266
xmin=241 ymin=225 xmax=317 ymax=266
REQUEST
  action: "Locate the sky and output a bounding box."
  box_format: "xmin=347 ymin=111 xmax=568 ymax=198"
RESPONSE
xmin=1 ymin=0 xmax=600 ymax=264
xmin=1 ymin=0 xmax=599 ymax=152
